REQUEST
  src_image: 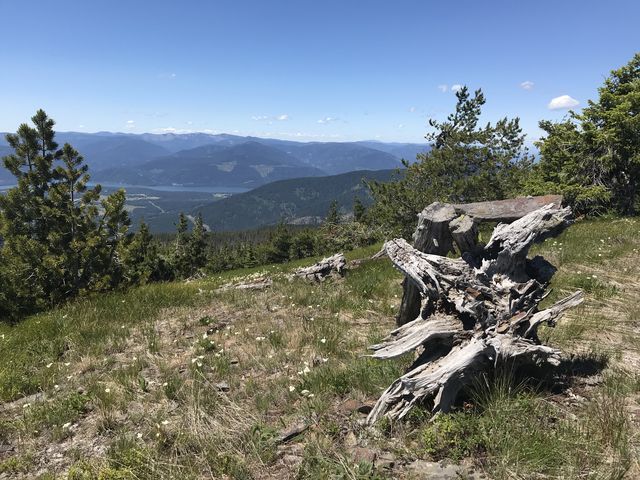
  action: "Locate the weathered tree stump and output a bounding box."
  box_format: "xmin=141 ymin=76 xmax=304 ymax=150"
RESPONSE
xmin=367 ymin=203 xmax=582 ymax=424
xmin=396 ymin=195 xmax=563 ymax=326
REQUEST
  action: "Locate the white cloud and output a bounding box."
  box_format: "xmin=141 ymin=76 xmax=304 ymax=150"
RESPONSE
xmin=125 ymin=120 xmax=135 ymax=129
xmin=397 ymin=124 xmax=404 ymax=129
xmin=317 ymin=116 xmax=338 ymax=124
xmin=437 ymin=84 xmax=448 ymax=92
xmin=158 ymin=72 xmax=177 ymax=80
xmin=409 ymin=106 xmax=416 ymax=112
xmin=252 ymin=114 xmax=289 ymax=122
xmin=451 ymin=84 xmax=463 ymax=92
xmin=520 ymin=80 xmax=534 ymax=91
xmin=548 ymin=95 xmax=579 ymax=110
xmin=78 ymin=124 xmax=85 ymax=129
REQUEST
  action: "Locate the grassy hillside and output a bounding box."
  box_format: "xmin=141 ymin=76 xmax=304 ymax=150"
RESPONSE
xmin=0 ymin=218 xmax=638 ymax=479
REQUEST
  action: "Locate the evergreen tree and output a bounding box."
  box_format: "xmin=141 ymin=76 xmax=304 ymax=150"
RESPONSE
xmin=0 ymin=110 xmax=131 ymax=319
xmin=529 ymin=53 xmax=640 ymax=215
xmin=324 ymin=200 xmax=341 ymax=225
xmin=187 ymin=213 xmax=208 ymax=271
xmin=120 ymin=221 xmax=158 ymax=284
xmin=265 ymin=222 xmax=293 ymax=263
xmin=368 ymin=87 xmax=532 ymax=237
xmin=172 ymin=212 xmax=192 ymax=278
xmin=352 ymin=197 xmax=366 ymax=222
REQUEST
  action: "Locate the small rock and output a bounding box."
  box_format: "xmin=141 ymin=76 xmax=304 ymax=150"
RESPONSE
xmin=215 ymin=382 xmax=230 ymax=392
xmin=405 ymin=460 xmax=466 ymax=479
xmin=0 ymin=444 xmax=14 ymax=454
xmin=376 ymin=451 xmax=396 ymax=470
xmin=277 ymin=422 xmax=308 ymax=444
xmin=351 ymin=447 xmax=376 ymax=465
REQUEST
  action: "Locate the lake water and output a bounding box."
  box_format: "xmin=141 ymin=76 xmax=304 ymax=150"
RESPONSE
xmin=0 ymin=183 xmax=250 ymax=194
xmin=95 ymin=183 xmax=250 ymax=194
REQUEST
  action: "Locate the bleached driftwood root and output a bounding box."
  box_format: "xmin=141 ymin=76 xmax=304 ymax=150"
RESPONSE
xmin=367 ymin=204 xmax=583 ymax=424
xmin=396 ymin=195 xmax=564 ymax=326
xmin=295 ymin=253 xmax=347 ymax=282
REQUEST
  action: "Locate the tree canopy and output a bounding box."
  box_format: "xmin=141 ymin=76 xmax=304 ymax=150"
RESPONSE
xmin=530 ymin=53 xmax=640 ymax=215
xmin=367 ymin=87 xmax=532 ymax=237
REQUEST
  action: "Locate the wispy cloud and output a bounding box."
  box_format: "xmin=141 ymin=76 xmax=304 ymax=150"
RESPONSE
xmin=437 ymin=84 xmax=448 ymax=92
xmin=317 ymin=116 xmax=338 ymax=124
xmin=158 ymin=72 xmax=177 ymax=80
xmin=151 ymin=126 xmax=219 ymax=134
xmin=252 ymin=114 xmax=289 ymax=122
xmin=451 ymin=84 xmax=463 ymax=92
xmin=548 ymin=95 xmax=579 ymax=110
xmin=409 ymin=106 xmax=416 ymax=113
xmin=520 ymin=80 xmax=534 ymax=91
xmin=126 ymin=120 xmax=135 ymax=129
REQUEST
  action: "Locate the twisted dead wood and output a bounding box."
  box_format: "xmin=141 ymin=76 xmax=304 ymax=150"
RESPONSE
xmin=294 ymin=253 xmax=346 ymax=282
xmin=367 ymin=204 xmax=583 ymax=424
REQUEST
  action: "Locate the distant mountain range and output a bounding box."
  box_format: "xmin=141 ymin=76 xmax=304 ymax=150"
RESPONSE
xmin=1 ymin=132 xmax=427 ymax=187
xmin=95 ymin=141 xmax=326 ymax=188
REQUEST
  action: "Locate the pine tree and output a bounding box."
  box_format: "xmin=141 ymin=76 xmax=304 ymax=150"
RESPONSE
xmin=187 ymin=213 xmax=208 ymax=271
xmin=368 ymin=87 xmax=532 ymax=237
xmin=352 ymin=197 xmax=366 ymax=222
xmin=172 ymin=212 xmax=192 ymax=278
xmin=530 ymin=53 xmax=640 ymax=215
xmin=0 ymin=110 xmax=132 ymax=319
xmin=325 ymin=200 xmax=341 ymax=225
xmin=121 ymin=221 xmax=157 ymax=284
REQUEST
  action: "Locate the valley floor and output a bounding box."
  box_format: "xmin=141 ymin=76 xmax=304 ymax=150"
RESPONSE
xmin=0 ymin=218 xmax=639 ymax=479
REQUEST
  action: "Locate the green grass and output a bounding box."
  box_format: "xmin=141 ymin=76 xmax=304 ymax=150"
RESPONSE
xmin=0 ymin=221 xmax=639 ymax=479
xmin=0 ymin=282 xmax=203 ymax=403
xmin=416 ymin=367 xmax=638 ymax=479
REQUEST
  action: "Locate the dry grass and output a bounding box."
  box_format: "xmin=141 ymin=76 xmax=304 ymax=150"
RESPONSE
xmin=0 ymin=218 xmax=639 ymax=479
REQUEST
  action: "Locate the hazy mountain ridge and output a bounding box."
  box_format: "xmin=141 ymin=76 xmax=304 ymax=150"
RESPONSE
xmin=0 ymin=131 xmax=424 ymax=188
xmin=193 ymin=169 xmax=399 ymax=231
xmin=94 ymin=141 xmax=326 ymax=188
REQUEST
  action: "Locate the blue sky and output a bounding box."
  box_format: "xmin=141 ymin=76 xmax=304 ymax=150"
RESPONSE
xmin=1 ymin=0 xmax=638 ymax=142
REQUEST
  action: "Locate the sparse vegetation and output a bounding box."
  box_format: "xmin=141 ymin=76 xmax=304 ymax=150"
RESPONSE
xmin=0 ymin=217 xmax=637 ymax=478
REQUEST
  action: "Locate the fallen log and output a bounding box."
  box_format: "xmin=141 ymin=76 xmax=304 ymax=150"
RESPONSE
xmin=294 ymin=253 xmax=347 ymax=282
xmin=367 ymin=203 xmax=583 ymax=424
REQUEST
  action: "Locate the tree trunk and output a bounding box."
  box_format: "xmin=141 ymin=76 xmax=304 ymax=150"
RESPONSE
xmin=367 ymin=203 xmax=582 ymax=424
xmin=396 ymin=195 xmax=564 ymax=326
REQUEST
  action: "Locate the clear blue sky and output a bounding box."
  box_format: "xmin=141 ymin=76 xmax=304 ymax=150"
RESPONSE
xmin=1 ymin=0 xmax=638 ymax=142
